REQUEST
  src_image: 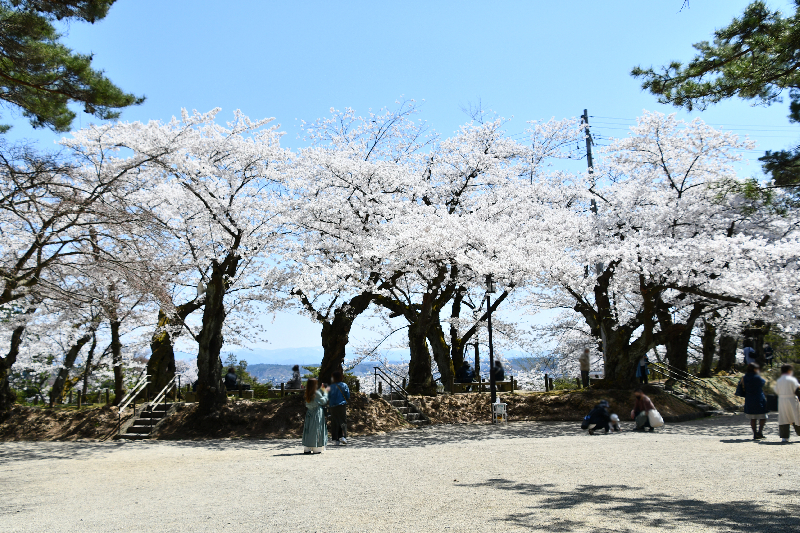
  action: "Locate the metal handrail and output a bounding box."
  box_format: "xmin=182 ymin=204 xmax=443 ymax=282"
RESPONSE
xmin=116 ymin=373 xmax=150 ymax=435
xmin=650 ymin=362 xmax=712 ymax=406
xmin=373 ymin=365 xmax=429 ymax=424
xmin=144 ymin=375 xmax=177 ymax=430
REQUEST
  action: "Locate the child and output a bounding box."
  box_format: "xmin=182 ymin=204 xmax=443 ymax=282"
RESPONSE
xmin=609 ymin=413 xmax=621 ymax=432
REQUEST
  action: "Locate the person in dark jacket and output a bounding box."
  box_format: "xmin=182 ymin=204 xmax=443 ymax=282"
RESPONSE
xmin=224 ymin=367 xmax=238 ymax=391
xmin=328 ymin=371 xmax=351 ymax=445
xmin=287 ymin=365 xmax=302 ymax=389
xmin=631 ymin=388 xmax=656 ymax=431
xmin=455 ymin=361 xmax=475 ymax=391
xmin=582 ymin=400 xmax=611 ymax=435
xmin=491 ymin=361 xmax=505 ymax=383
xmin=764 ymin=343 xmax=774 ymax=367
xmin=737 ymin=363 xmax=768 ymax=440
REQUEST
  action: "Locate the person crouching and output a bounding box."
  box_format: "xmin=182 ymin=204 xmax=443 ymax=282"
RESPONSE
xmin=582 ymin=400 xmax=611 ymax=435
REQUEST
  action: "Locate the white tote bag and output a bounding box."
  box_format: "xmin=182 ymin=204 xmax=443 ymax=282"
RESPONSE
xmin=647 ymin=409 xmax=665 ymax=428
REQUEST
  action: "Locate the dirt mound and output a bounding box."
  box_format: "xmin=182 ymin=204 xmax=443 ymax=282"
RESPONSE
xmin=153 ymin=392 xmax=409 ymax=440
xmin=0 ymin=405 xmax=129 ymax=441
xmin=412 ymin=388 xmax=699 ymax=425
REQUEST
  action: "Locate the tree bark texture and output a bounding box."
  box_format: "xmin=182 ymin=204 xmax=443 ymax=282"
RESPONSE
xmin=147 ymin=299 xmax=204 ymax=393
xmin=699 ymin=319 xmax=716 ymax=378
xmin=110 ymin=319 xmax=123 ymax=405
xmin=49 ymin=332 xmax=93 ymax=406
xmin=318 ymin=293 xmax=373 ymax=385
xmin=196 ymin=256 xmax=237 ymax=414
xmin=0 ymin=325 xmax=26 ymax=411
xmin=407 ymin=320 xmax=436 ymax=395
xmin=716 ymin=334 xmax=738 ymax=372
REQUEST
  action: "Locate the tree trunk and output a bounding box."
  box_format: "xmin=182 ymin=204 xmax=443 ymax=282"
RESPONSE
xmin=147 ymin=299 xmax=204 ymax=393
xmin=0 ymin=325 xmax=26 ymax=411
xmin=427 ymin=322 xmax=454 ymax=388
xmin=318 ymin=293 xmax=373 ymax=385
xmin=110 ymin=320 xmax=123 ymax=405
xmin=50 ymin=332 xmax=93 ymax=406
xmin=80 ymin=332 xmax=98 ymax=399
xmin=716 ymin=334 xmax=737 ymax=372
xmin=699 ymin=319 xmax=716 ymax=378
xmin=196 ymin=258 xmax=235 ymax=414
xmin=407 ymin=321 xmax=436 ymax=395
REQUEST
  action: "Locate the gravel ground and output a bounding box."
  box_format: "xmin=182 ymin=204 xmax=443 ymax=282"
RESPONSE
xmin=1 ymin=414 xmax=797 ymax=532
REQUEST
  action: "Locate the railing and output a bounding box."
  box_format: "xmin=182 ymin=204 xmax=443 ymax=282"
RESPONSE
xmin=144 ymin=375 xmax=178 ymax=430
xmin=650 ymin=361 xmax=714 ymax=406
xmin=115 ymin=372 xmax=150 ymax=435
xmin=373 ymin=365 xmax=429 ymax=424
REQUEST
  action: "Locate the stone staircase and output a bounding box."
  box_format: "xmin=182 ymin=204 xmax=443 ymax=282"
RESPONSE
xmin=384 ymin=393 xmax=429 ymax=426
xmin=650 ymin=382 xmax=716 ymax=413
xmin=118 ymin=403 xmax=173 ymax=440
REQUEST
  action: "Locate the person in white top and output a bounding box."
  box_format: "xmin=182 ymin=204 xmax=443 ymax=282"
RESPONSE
xmin=775 ymin=364 xmax=800 ymax=443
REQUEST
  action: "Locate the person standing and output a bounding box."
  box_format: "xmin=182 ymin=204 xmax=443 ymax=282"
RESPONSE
xmin=329 ymin=371 xmax=350 ymax=446
xmin=737 ymin=364 xmax=768 ymax=440
xmin=764 ymin=343 xmax=774 ymax=368
xmin=631 ymin=388 xmax=656 ymax=432
xmin=775 ymin=365 xmax=800 ymax=443
xmin=579 ymin=348 xmax=591 ymax=388
xmin=302 ymin=378 xmax=328 ymax=454
xmin=636 ymin=355 xmax=650 ymax=385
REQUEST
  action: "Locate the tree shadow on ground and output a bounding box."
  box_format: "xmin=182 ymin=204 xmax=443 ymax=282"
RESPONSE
xmin=461 ymin=478 xmax=796 ymax=532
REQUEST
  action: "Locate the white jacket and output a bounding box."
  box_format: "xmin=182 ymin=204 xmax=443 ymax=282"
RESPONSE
xmin=775 ymin=374 xmax=800 ymax=426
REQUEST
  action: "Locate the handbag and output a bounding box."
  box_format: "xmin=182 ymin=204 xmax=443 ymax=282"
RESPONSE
xmin=647 ymin=409 xmax=665 ymax=428
xmin=766 ymin=394 xmax=779 ymax=412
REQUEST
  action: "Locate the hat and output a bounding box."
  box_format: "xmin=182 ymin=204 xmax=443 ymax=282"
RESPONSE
xmin=610 ymin=414 xmax=620 ymax=422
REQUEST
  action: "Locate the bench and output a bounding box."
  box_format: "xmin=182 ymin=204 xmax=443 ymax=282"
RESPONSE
xmin=451 ymin=379 xmax=516 ymax=393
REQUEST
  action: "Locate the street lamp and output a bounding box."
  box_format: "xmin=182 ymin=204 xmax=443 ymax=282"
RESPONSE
xmin=485 ymin=274 xmax=497 ymax=407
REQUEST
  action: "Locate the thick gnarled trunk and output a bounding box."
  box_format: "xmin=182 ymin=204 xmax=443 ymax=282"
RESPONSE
xmin=407 ymin=321 xmax=436 ymax=395
xmin=699 ymin=319 xmax=716 ymax=378
xmin=147 ymin=299 xmax=204 ymax=393
xmin=716 ymin=334 xmax=737 ymax=372
xmin=318 ymin=293 xmax=373 ymax=385
xmin=196 ymin=257 xmax=237 ymax=414
xmin=0 ymin=325 xmax=26 ymax=411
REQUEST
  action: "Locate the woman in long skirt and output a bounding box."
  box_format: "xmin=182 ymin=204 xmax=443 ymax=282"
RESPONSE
xmin=776 ymin=365 xmax=800 ymax=443
xmin=302 ymin=378 xmax=328 ymax=454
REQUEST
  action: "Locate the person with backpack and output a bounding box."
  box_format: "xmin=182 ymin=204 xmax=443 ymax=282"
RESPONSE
xmin=329 ymin=371 xmax=351 ymax=446
xmin=743 ymin=342 xmax=757 ymax=366
xmin=636 ymin=355 xmax=650 ymax=385
xmin=736 ymin=363 xmax=768 ymax=440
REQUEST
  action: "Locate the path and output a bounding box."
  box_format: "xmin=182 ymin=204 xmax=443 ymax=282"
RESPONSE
xmin=0 ymin=415 xmax=797 ymax=532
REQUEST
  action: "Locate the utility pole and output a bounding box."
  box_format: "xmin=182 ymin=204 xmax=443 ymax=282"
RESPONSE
xmin=582 ymin=108 xmax=608 ymax=372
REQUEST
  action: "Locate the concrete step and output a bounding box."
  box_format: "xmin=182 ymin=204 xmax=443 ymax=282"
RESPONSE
xmin=127 ymin=425 xmax=154 ymax=434
xmin=395 ymin=407 xmax=409 ymax=415
xmin=409 ymin=419 xmax=428 ymax=426
xmin=118 ymin=433 xmax=151 ymax=440
xmin=390 ymin=400 xmax=407 ymax=408
xmin=406 ymin=412 xmax=421 ymax=421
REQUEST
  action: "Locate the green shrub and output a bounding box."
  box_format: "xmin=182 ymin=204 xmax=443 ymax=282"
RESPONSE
xmin=552 ymin=377 xmax=580 ymax=391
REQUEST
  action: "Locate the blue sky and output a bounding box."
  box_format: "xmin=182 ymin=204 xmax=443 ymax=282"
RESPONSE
xmin=5 ymin=1 xmax=797 ymax=362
